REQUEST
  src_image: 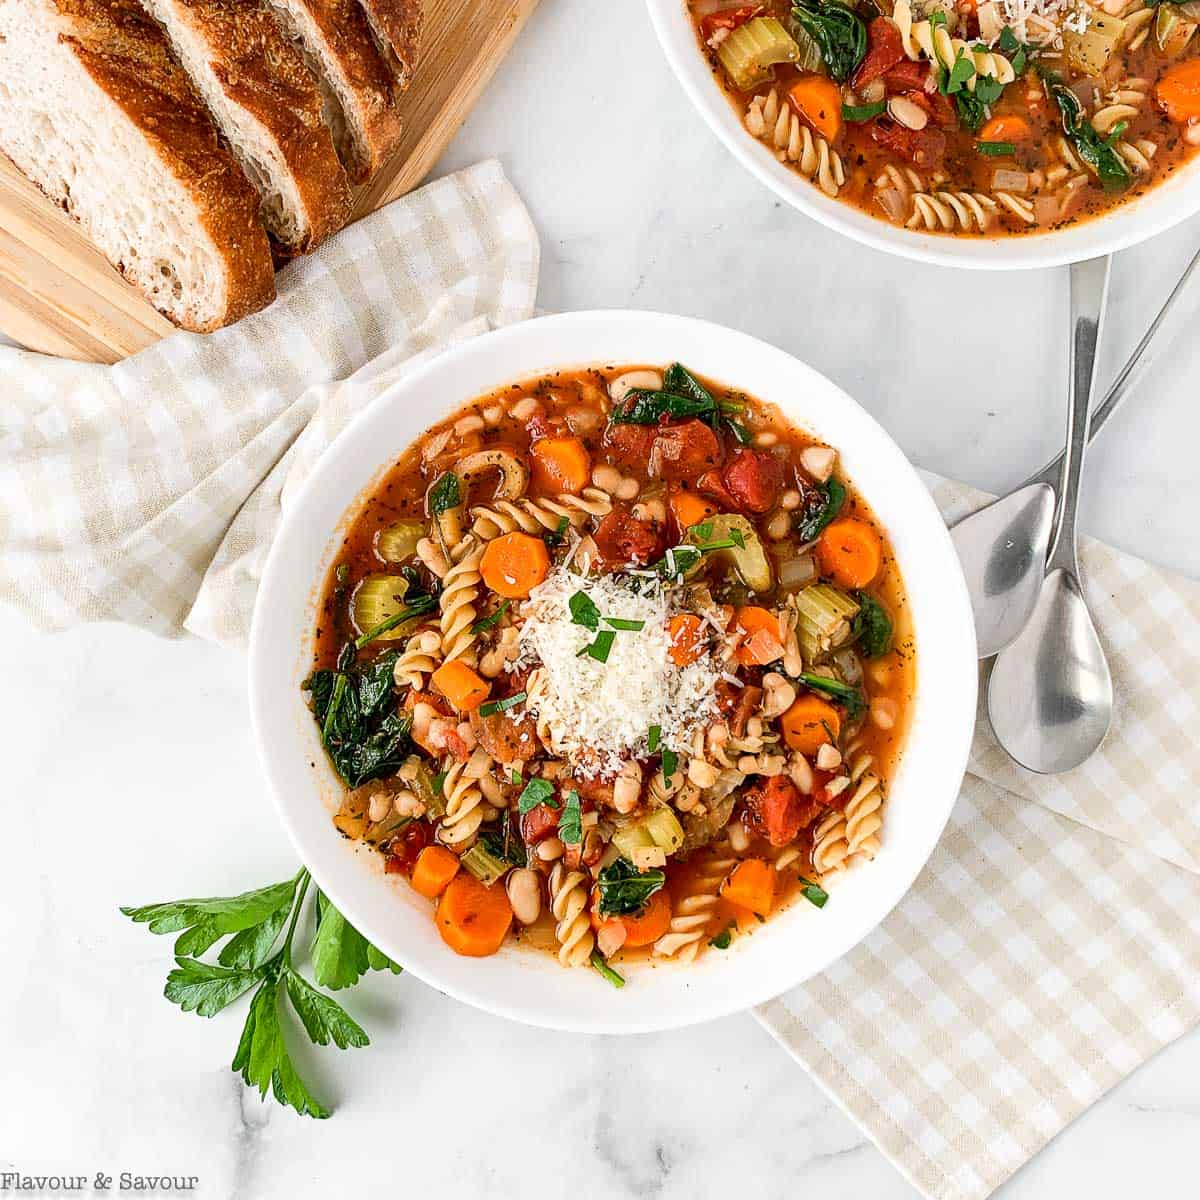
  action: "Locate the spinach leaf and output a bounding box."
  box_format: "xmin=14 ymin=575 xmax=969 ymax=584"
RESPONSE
xmin=596 ymin=858 xmax=667 ymax=917
xmin=1045 ymin=76 xmax=1131 ymax=191
xmin=852 ymin=593 xmax=893 ymax=658
xmin=305 ymin=650 xmax=413 ymax=787
xmin=609 ymin=390 xmax=715 ymax=425
xmin=797 ymin=672 xmax=867 ymax=720
xmin=662 ymin=362 xmax=715 ymax=406
xmin=796 ymin=478 xmax=845 ymax=542
xmin=790 ymin=0 xmax=867 ymax=82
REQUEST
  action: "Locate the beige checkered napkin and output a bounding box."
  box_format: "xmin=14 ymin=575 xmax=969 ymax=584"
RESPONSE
xmin=757 ymin=470 xmax=1200 ymax=1200
xmin=0 ymin=160 xmax=539 ymax=646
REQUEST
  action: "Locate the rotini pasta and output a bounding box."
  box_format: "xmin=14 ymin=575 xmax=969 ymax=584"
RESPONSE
xmin=892 ymin=0 xmax=1016 ymax=91
xmin=470 ymin=487 xmax=613 ymax=540
xmin=549 ymin=863 xmax=595 ymax=967
xmin=393 ymin=624 xmax=442 ymax=691
xmin=653 ymin=850 xmax=736 ymax=962
xmin=745 ymin=89 xmax=845 ymax=197
xmin=436 ymin=752 xmax=489 ymax=849
xmin=438 ymin=537 xmax=485 ymax=666
xmin=811 ymin=748 xmax=885 ymax=878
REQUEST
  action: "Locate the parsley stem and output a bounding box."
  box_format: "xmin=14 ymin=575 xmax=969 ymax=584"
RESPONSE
xmin=282 ymin=870 xmax=312 ymax=966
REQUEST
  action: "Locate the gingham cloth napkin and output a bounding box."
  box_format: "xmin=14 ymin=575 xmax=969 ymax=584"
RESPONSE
xmin=2 ymin=159 xmax=1197 ymax=1200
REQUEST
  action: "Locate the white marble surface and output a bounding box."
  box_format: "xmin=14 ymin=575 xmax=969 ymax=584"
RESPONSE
xmin=4 ymin=0 xmax=1200 ymax=1195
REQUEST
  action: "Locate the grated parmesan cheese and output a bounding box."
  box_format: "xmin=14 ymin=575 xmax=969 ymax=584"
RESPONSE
xmin=513 ymin=566 xmax=721 ymax=777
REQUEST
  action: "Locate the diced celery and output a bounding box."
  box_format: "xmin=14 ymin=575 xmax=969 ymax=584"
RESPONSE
xmin=376 ymin=519 xmax=424 ymax=563
xmin=688 ymin=514 xmax=772 ymax=593
xmin=792 ymin=584 xmax=858 ymax=664
xmin=716 ymin=17 xmax=800 ymax=92
xmin=612 ymin=807 xmax=685 ymax=860
xmin=351 ymin=574 xmax=413 ymax=642
xmin=461 ymin=842 xmax=509 ymax=886
xmin=364 ymin=810 xmax=410 ymax=845
xmin=1064 ymin=12 xmax=1126 ymax=74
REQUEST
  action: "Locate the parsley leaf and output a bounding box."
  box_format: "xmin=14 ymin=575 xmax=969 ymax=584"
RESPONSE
xmin=709 ymin=925 xmax=735 ymax=950
xmin=603 ymin=616 xmax=645 ymax=631
xmin=478 ymin=690 xmax=526 ymax=718
xmin=471 ymin=599 xmax=511 ymax=634
xmin=428 ymin=472 xmax=461 ymax=515
xmin=647 ymin=725 xmax=661 ymax=754
xmin=558 ymin=789 xmax=583 ymax=845
xmin=578 ymin=629 xmax=616 ymax=663
xmin=517 ymin=776 xmax=557 ymax=814
xmin=284 ymin=969 xmax=369 ymax=1049
xmin=165 ymin=958 xmax=263 ymax=1017
xmin=661 ymin=747 xmax=678 ymax=782
xmin=798 ymin=877 xmax=830 ymax=908
xmin=569 ymin=590 xmax=601 ymax=631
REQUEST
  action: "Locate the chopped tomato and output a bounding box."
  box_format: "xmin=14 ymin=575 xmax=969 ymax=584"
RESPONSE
xmin=593 ymin=506 xmax=667 ymax=565
xmin=650 ymin=419 xmax=723 ymax=480
xmin=741 ymin=776 xmax=813 ymax=847
xmin=883 ymin=59 xmax=932 ymax=94
xmin=870 ymin=117 xmax=947 ymax=170
xmin=722 ymin=448 xmax=784 ymax=514
xmin=520 ymin=803 xmax=560 ymax=845
xmin=384 ymin=821 xmax=431 ymax=874
xmin=697 ymin=468 xmax=739 ymax=510
xmin=602 ymin=422 xmax=656 ymax=469
xmin=853 ymin=17 xmax=904 ymax=89
xmin=699 ymin=3 xmax=761 ymax=40
xmin=470 ymin=707 xmax=541 ymax=762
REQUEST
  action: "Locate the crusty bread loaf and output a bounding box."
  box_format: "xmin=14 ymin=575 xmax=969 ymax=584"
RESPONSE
xmin=0 ymin=0 xmax=275 ymax=331
xmin=265 ymin=0 xmax=404 ymax=181
xmin=357 ymin=0 xmax=421 ymax=85
xmin=140 ymin=0 xmax=353 ymax=252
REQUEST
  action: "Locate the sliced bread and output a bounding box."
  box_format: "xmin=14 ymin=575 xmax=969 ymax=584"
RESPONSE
xmin=265 ymin=0 xmax=405 ymax=182
xmin=140 ymin=0 xmax=353 ymax=252
xmin=357 ymin=0 xmax=422 ymax=86
xmin=0 ymin=0 xmax=275 ymax=331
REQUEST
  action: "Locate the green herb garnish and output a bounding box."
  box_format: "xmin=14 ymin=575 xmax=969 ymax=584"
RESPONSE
xmin=517 ymin=776 xmax=557 ymax=814
xmin=660 ymin=746 xmax=678 ymax=782
xmin=558 ymin=789 xmax=583 ymax=845
xmin=709 ymin=924 xmax=735 ymax=950
xmin=478 ymin=690 xmax=527 ymax=718
xmin=428 ymin=471 xmax=461 ymax=515
xmin=797 ymin=672 xmax=866 ymax=720
xmin=1044 ymin=75 xmax=1131 ymax=191
xmin=590 ymin=950 xmax=626 ymax=988
xmin=603 ymin=616 xmax=646 ymax=631
xmin=843 ymin=100 xmax=886 ymax=122
xmin=797 ymin=876 xmax=830 ymax=908
xmin=122 ymin=869 xmax=398 ymax=1119
xmin=647 ymin=725 xmax=662 ymax=754
xmin=578 ymin=629 xmax=616 ymax=663
xmin=977 ymin=140 xmax=1016 ymax=156
xmin=471 ymin=599 xmax=511 ymax=634
xmin=569 ymin=589 xmax=601 ymax=631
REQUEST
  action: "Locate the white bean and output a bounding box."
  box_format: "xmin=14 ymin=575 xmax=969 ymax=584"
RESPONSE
xmin=368 ymin=794 xmax=391 ymax=823
xmin=888 ymin=96 xmax=929 ymax=130
xmin=608 ymin=370 xmax=663 ymax=403
xmin=506 ymin=869 xmax=542 ymax=925
xmin=687 ymin=759 xmax=718 ymax=789
xmin=754 ymin=431 xmax=779 ymax=447
xmin=454 ymin=413 xmax=485 ymax=437
xmin=510 ymin=396 xmax=541 ymax=420
xmin=536 ymin=837 xmax=564 ymax=862
xmin=767 ymin=510 xmax=791 ymax=540
xmin=871 ymin=697 xmax=898 ymax=730
xmin=482 ymin=404 xmax=505 ymax=427
xmin=591 ymin=464 xmax=623 ymax=494
xmin=727 ymin=820 xmax=750 ymax=853
xmin=614 ymin=477 xmax=639 ymax=501
xmin=800 ymin=446 xmax=837 ymax=483
xmin=780 ymin=488 xmax=802 ymax=511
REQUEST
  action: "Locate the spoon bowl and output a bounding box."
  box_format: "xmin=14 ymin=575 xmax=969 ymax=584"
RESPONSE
xmin=986 ymin=568 xmax=1114 ymax=774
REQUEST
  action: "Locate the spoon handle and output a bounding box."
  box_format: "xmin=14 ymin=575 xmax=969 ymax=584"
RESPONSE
xmin=1047 ymin=257 xmax=1111 ymax=573
xmin=1023 ymin=242 xmax=1200 ymax=491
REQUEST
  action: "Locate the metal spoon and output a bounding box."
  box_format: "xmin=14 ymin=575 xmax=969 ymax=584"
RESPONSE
xmin=987 ymin=256 xmax=1114 ymax=774
xmin=952 ymin=243 xmax=1200 ymax=658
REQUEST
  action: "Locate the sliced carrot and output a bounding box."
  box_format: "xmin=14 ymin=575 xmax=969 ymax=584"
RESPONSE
xmin=411 ymin=845 xmax=460 ymax=899
xmin=1156 ymin=60 xmax=1200 ymax=122
xmin=668 ymin=487 xmax=717 ymax=534
xmin=786 ymin=74 xmax=843 ymax=142
xmin=720 ymin=859 xmax=776 ymax=917
xmin=436 ymin=872 xmax=513 ymax=956
xmin=480 ymin=531 xmax=551 ymax=598
xmin=733 ymin=605 xmax=783 ymax=666
xmin=815 ymin=518 xmax=883 ymax=589
xmin=780 ymin=693 xmax=842 ymax=755
xmin=531 ymin=436 xmax=591 ymax=495
xmin=667 ymin=613 xmax=707 ymax=666
xmin=590 ymin=887 xmax=672 ymax=948
xmin=979 ymin=115 xmax=1032 ymax=143
xmin=431 ymin=660 xmax=491 ymax=712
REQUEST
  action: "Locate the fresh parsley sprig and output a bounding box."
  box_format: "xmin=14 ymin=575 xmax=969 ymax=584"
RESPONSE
xmin=122 ymin=868 xmax=399 ymax=1119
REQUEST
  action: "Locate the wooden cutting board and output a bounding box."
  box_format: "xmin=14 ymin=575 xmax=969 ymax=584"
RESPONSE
xmin=0 ymin=0 xmax=539 ymax=364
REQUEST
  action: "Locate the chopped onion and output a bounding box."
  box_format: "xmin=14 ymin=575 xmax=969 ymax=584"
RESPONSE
xmin=992 ymin=168 xmax=1030 ymax=195
xmin=778 ymin=554 xmax=817 ymax=590
xmin=1033 ymin=195 xmax=1061 ymax=226
xmin=875 ymin=187 xmax=908 ymax=224
xmin=833 ymin=648 xmax=863 ymax=686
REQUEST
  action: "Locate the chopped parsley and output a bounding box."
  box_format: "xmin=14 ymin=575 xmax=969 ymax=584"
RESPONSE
xmin=843 ymin=100 xmax=886 ymax=122
xmin=558 ymin=789 xmax=583 ymax=845
xmin=590 ymin=950 xmax=625 ymax=988
xmin=977 ymin=140 xmax=1016 ymax=156
xmin=577 ymin=629 xmax=616 ymax=663
xmin=478 ymin=690 xmax=526 ymax=718
xmin=660 ymin=746 xmax=679 ymax=783
xmin=797 ymin=876 xmax=830 ymax=909
xmin=709 ymin=924 xmax=735 ymax=950
xmin=517 ymin=776 xmax=557 ymax=814
xmin=471 ymin=599 xmax=511 ymax=634
xmin=647 ymin=725 xmax=662 ymax=754
xmin=569 ymin=590 xmax=601 ymax=631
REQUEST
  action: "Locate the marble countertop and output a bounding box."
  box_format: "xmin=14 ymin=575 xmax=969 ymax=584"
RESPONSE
xmin=3 ymin=0 xmax=1200 ymax=1195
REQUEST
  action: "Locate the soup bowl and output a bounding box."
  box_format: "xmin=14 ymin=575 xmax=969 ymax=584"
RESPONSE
xmin=248 ymin=310 xmax=977 ymax=1033
xmin=644 ymin=0 xmax=1200 ymax=270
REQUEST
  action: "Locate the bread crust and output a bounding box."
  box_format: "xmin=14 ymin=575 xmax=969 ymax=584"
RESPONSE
xmin=357 ymin=0 xmax=422 ymax=85
xmin=48 ymin=0 xmax=276 ymax=328
xmin=148 ymin=0 xmax=353 ymax=250
xmin=273 ymin=0 xmax=405 ymax=180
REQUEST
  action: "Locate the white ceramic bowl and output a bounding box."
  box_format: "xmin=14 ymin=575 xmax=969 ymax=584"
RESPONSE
xmin=645 ymin=0 xmax=1200 ymax=269
xmin=249 ymin=311 xmax=977 ymax=1033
